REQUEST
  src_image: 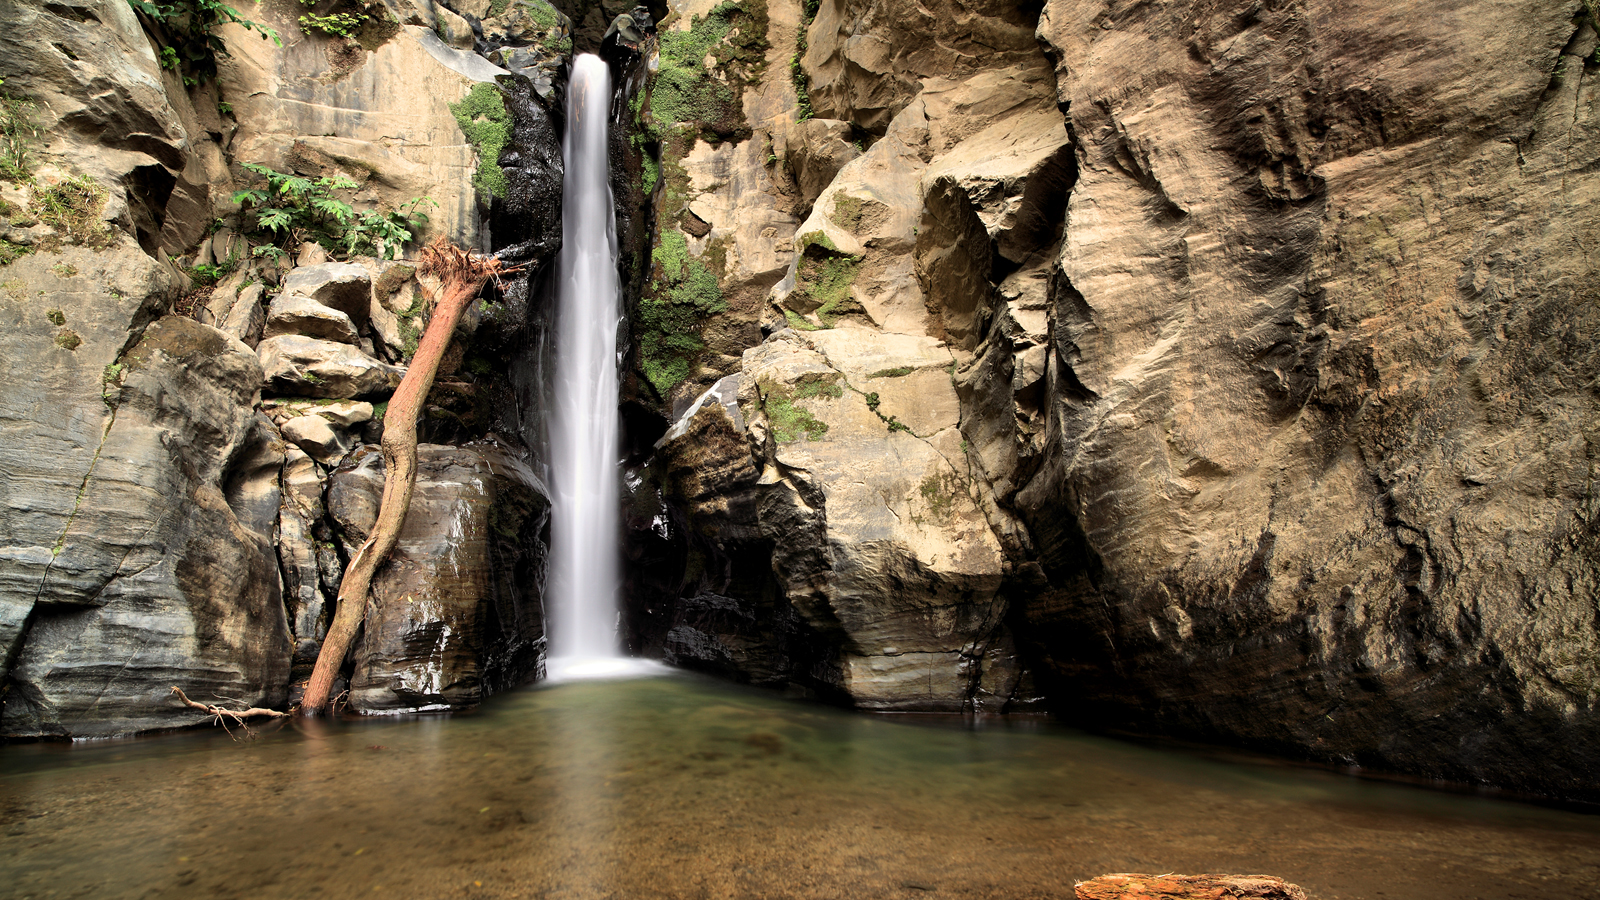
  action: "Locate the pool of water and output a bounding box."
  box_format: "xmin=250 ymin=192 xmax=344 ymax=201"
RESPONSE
xmin=3 ymin=670 xmax=1598 ymax=899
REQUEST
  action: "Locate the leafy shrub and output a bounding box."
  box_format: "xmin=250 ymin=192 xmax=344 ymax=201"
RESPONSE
xmin=232 ymin=162 xmax=434 ymax=260
xmin=128 ymin=0 xmax=280 ymax=86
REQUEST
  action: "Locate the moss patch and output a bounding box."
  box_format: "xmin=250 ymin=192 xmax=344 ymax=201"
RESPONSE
xmin=450 ymin=82 xmax=512 ymax=199
xmin=638 ymin=229 xmax=727 ymax=396
xmin=31 ymin=175 xmax=114 ymax=251
xmin=651 ymin=1 xmax=767 ymax=141
xmin=869 ymin=366 xmax=913 ymax=378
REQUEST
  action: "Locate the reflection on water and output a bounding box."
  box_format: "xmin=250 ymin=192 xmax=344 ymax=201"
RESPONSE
xmin=3 ymin=671 xmax=1598 ymax=899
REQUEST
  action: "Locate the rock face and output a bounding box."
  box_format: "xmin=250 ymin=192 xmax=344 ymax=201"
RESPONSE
xmin=631 ymin=0 xmax=1600 ymax=800
xmin=0 ymin=244 xmax=292 ymax=737
xmin=328 ymin=443 xmax=550 ymax=712
xmin=1006 ymin=0 xmax=1600 ymax=801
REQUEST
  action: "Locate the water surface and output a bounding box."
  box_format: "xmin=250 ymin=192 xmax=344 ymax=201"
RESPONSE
xmin=3 ymin=671 xmax=1598 ymax=899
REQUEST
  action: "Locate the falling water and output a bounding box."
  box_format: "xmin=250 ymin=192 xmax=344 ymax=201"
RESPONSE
xmin=546 ymin=54 xmax=630 ymax=679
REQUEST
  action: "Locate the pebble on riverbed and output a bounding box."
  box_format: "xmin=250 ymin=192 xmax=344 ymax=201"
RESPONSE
xmin=1074 ymin=873 xmax=1309 ymax=900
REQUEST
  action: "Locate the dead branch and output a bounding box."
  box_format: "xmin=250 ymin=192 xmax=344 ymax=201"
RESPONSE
xmin=299 ymin=238 xmax=520 ymax=713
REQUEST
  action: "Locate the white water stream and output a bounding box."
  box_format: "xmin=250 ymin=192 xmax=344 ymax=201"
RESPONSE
xmin=546 ymin=54 xmax=659 ymax=682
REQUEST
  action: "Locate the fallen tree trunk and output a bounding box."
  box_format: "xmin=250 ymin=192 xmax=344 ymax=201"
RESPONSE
xmin=299 ymin=238 xmax=512 ymax=713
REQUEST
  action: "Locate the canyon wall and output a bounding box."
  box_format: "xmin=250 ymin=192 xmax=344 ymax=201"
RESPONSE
xmin=630 ymin=0 xmax=1600 ymax=800
xmin=0 ymin=0 xmax=567 ymax=734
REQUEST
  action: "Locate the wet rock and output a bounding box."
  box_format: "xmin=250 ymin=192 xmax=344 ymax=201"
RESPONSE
xmin=329 ymin=443 xmax=551 ymax=712
xmin=279 ymin=263 xmax=373 ymax=327
xmin=0 ymin=248 xmax=292 ymax=736
xmin=257 ymin=335 xmax=404 ymax=399
xmin=264 ymin=293 xmax=362 ymax=345
xmin=1075 ymin=874 xmax=1308 ymax=900
xmin=278 ymin=448 xmax=329 ymax=665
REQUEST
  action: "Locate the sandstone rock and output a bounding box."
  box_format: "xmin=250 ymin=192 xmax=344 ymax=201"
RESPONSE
xmin=257 ymin=335 xmax=404 ymax=399
xmin=328 ymin=443 xmax=551 ymax=712
xmin=281 ymin=415 xmax=355 ymax=466
xmin=995 ymin=0 xmax=1600 ymax=800
xmin=785 ymin=118 xmax=861 ymax=213
xmin=295 ymin=243 xmax=329 ymax=268
xmin=280 ymin=263 xmax=373 ymax=326
xmin=1075 ymin=874 xmax=1308 ymax=900
xmin=222 ymin=283 xmax=267 ymax=348
xmin=729 ymin=329 xmax=1008 ymax=709
xmin=264 ymin=293 xmax=363 ymax=344
xmin=0 ymin=246 xmax=292 ymax=736
xmin=434 ymin=2 xmax=477 ymax=50
xmin=278 ymin=448 xmax=330 ymax=664
xmin=216 ymin=18 xmax=487 ymax=249
xmin=0 ymin=0 xmax=221 ymax=254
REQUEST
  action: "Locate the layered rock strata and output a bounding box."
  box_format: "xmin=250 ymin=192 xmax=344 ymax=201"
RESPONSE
xmin=631 ymin=0 xmax=1600 ymax=799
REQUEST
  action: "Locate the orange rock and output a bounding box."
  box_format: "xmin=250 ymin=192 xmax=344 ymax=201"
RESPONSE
xmin=1074 ymin=873 xmax=1309 ymax=900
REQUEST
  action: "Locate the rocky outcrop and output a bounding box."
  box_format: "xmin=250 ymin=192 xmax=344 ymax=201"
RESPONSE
xmin=0 ymin=243 xmax=292 ymax=737
xmin=979 ymin=0 xmax=1600 ymax=800
xmin=329 ymin=442 xmax=550 ymax=712
xmin=632 ymin=0 xmax=1600 ymax=800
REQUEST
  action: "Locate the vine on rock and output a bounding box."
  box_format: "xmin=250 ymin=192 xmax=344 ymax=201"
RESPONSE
xmin=127 ymin=0 xmax=280 ymax=86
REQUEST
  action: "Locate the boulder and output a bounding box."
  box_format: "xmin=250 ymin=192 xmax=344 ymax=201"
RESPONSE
xmin=0 ymin=246 xmax=292 ymax=736
xmin=785 ymin=118 xmax=861 ymax=212
xmin=280 ymin=263 xmax=373 ymax=326
xmin=221 ymin=283 xmax=267 ymax=348
xmin=328 ymin=443 xmax=551 ymax=712
xmin=264 ymin=293 xmax=362 ymax=344
xmin=281 ymin=415 xmax=355 ymax=466
xmin=257 ymin=335 xmax=404 ymax=399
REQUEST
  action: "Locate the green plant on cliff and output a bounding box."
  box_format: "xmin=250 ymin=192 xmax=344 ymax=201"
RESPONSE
xmin=128 ymin=0 xmax=280 ymax=86
xmin=650 ymin=1 xmax=766 ymax=140
xmin=0 ymin=79 xmax=40 ymax=183
xmin=298 ymin=9 xmax=366 ymax=38
xmin=31 ymin=175 xmax=115 ymax=250
xmin=232 ymin=162 xmax=433 ymax=259
xmin=638 ymin=230 xmax=726 ymax=396
xmin=450 ymin=82 xmax=512 ymax=200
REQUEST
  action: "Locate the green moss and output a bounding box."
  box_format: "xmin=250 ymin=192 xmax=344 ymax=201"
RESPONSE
xmin=650 ymin=1 xmax=766 ymax=140
xmin=46 ymin=308 xmax=65 ymax=326
xmin=784 ymin=308 xmax=819 ymax=332
xmin=641 ymin=154 xmax=660 ymax=195
xmin=919 ymin=472 xmax=956 ymax=519
xmin=764 ymin=393 xmax=828 ymax=442
xmin=799 ymin=255 xmax=860 ymax=327
xmin=54 ymin=329 xmax=81 ymax=350
xmin=450 ymin=82 xmax=512 ymax=199
xmin=869 ymin=366 xmax=913 ymax=378
xmin=638 ymin=229 xmax=727 ymax=397
xmin=830 ymin=195 xmax=863 ymax=231
xmin=792 ymin=373 xmax=843 ymax=400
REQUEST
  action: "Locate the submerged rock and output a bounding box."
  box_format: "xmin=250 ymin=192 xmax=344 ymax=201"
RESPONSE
xmin=1074 ymin=874 xmax=1308 ymax=900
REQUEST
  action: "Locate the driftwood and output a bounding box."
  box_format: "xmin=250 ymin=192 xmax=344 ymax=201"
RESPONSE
xmin=298 ymin=238 xmax=517 ymax=713
xmin=1074 ymin=874 xmax=1309 ymax=900
xmin=171 ymin=687 xmax=288 ymax=739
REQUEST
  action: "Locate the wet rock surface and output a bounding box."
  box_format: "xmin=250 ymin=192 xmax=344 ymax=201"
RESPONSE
xmin=328 ymin=443 xmax=550 ymax=712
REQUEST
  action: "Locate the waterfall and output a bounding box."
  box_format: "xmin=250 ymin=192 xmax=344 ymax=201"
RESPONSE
xmin=546 ymin=54 xmax=627 ymax=679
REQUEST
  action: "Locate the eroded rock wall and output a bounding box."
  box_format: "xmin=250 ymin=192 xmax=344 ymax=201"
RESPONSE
xmin=634 ymin=0 xmax=1600 ymax=797
xmin=1013 ymin=0 xmax=1600 ymax=799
